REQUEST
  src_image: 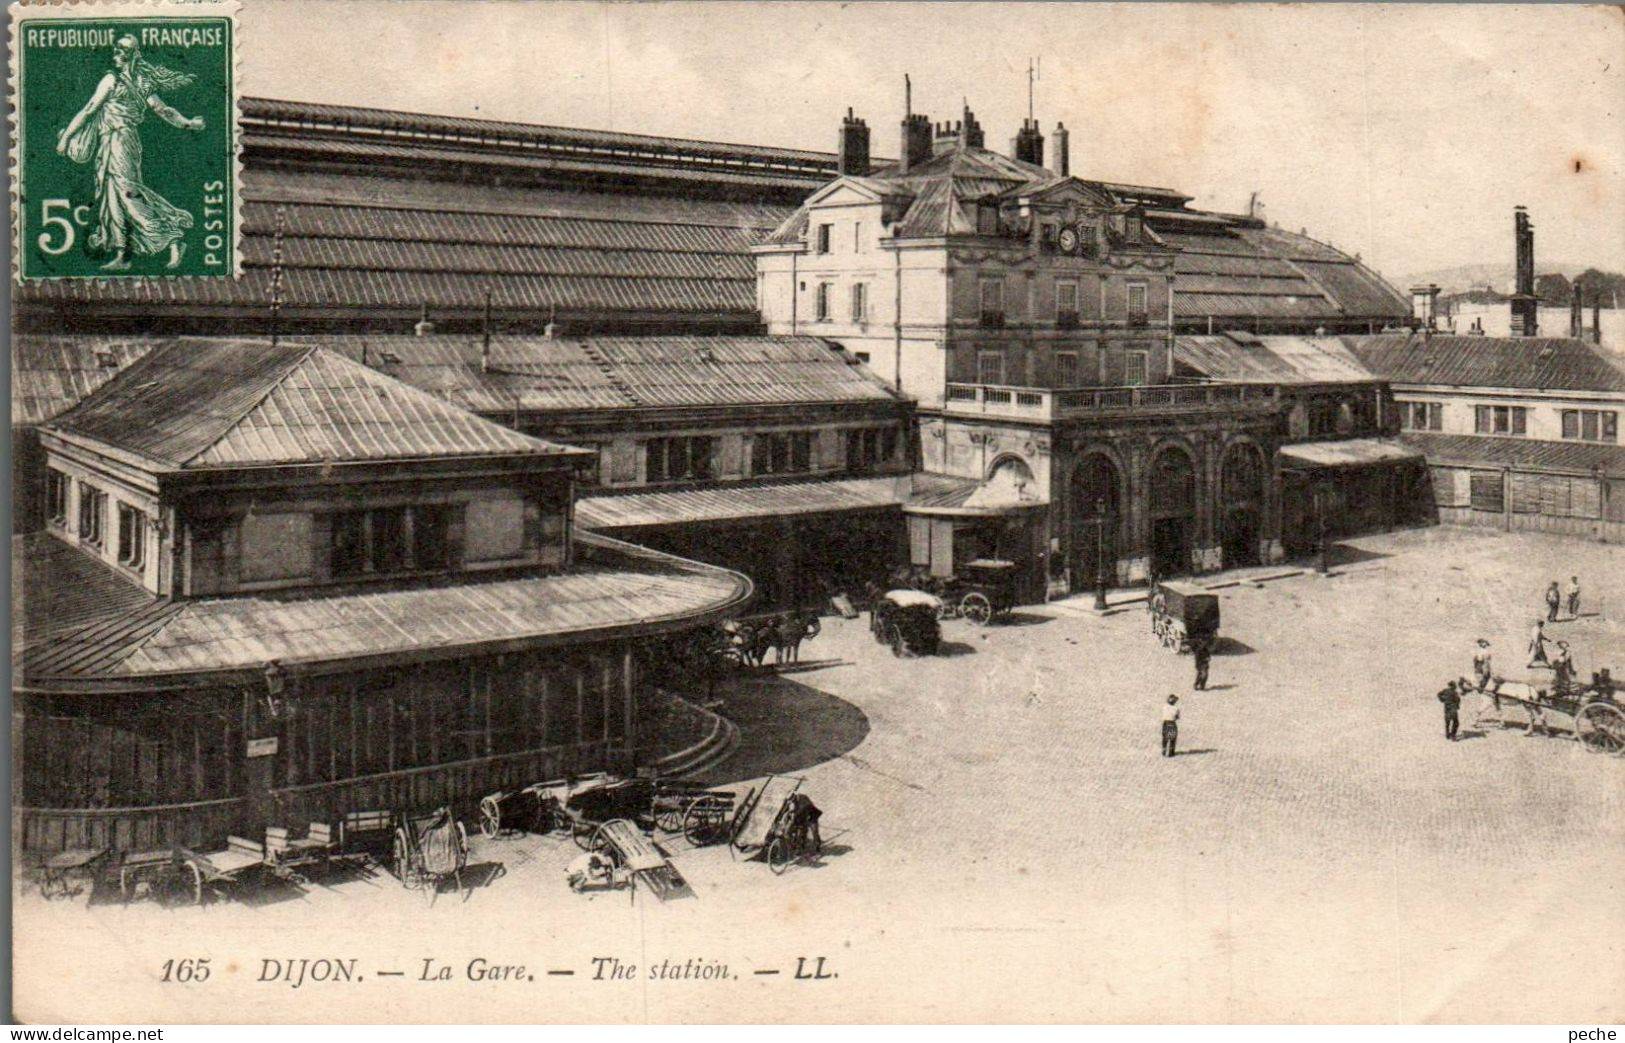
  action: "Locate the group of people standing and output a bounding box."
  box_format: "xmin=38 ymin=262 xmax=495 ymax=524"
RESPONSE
xmin=1436 ymin=575 xmax=1591 ymax=742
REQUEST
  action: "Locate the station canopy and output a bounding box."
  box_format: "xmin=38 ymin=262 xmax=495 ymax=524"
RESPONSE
xmin=1278 ymin=437 xmax=1424 ymax=470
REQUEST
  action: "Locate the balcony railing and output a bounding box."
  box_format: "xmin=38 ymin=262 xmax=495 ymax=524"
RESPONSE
xmin=943 ymin=382 xmax=1281 ymax=420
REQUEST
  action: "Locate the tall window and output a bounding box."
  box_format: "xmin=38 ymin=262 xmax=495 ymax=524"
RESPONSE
xmin=815 ymin=283 xmax=831 ymax=322
xmin=1056 ymin=352 xmax=1080 ymax=387
xmin=815 ymin=224 xmax=832 ymax=254
xmin=646 ymin=436 xmax=716 ymax=483
xmin=1474 ymin=404 xmax=1527 ymax=436
xmin=1125 ymin=349 xmax=1149 ymax=387
xmin=1056 ymin=281 xmax=1079 ymax=327
xmin=976 ymin=202 xmax=1000 ymax=236
xmin=979 ymin=280 xmax=1004 ymax=327
xmin=754 ymin=431 xmax=813 ymax=476
xmin=45 ymin=469 xmax=69 ymax=527
xmin=850 ymin=282 xmax=868 ymax=323
xmin=853 ymin=221 xmax=863 ymax=252
xmin=331 ymin=505 xmax=453 ymax=579
xmin=977 ymin=350 xmax=1005 ymax=386
xmin=1402 ymin=401 xmax=1444 ymax=431
xmin=78 ymin=485 xmax=105 ymax=547
xmin=1126 ymin=283 xmax=1149 ymax=325
xmin=1561 ymin=409 xmax=1618 ymax=443
xmin=116 ymin=503 xmax=146 ymax=570
xmin=846 ymin=427 xmax=893 ymax=472
xmin=1078 ymin=225 xmax=1098 ymax=259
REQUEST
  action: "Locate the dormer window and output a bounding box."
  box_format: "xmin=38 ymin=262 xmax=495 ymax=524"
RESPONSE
xmin=976 ymin=201 xmax=1000 ymax=236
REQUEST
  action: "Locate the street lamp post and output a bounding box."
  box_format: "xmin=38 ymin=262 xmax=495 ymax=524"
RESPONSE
xmin=1093 ymin=496 xmax=1110 ymax=611
xmin=1315 ymin=480 xmax=1330 ymax=575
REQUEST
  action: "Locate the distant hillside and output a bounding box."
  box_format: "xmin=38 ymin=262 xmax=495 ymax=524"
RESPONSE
xmin=1397 ymin=262 xmax=1591 ymax=296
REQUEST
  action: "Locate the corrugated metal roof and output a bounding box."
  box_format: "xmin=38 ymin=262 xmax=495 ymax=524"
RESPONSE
xmin=1280 ymin=437 xmax=1423 ymax=469
xmin=1347 ymin=334 xmax=1625 ymax=393
xmin=11 ymin=337 xmax=161 ymax=427
xmin=576 ymin=475 xmax=912 ymax=530
xmin=49 ymin=340 xmax=578 ymax=468
xmin=1401 ymin=432 xmax=1625 ymax=478
xmin=1173 ymin=291 xmax=1338 ymax=319
xmin=321 ymin=334 xmax=903 ymax=414
xmin=1175 ymin=335 xmax=1376 ymax=385
xmin=18 ymin=532 xmax=752 ymax=681
xmin=11 ymin=533 xmax=163 ymax=654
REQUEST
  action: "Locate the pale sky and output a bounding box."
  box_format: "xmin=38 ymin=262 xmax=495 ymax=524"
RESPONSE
xmin=245 ymin=1 xmax=1624 ymax=284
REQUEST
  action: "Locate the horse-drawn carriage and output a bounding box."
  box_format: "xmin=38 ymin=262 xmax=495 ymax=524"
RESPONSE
xmin=871 ymin=589 xmax=942 ymax=657
xmin=716 ymin=610 xmax=822 ymax=668
xmin=940 ymin=559 xmax=1019 ymax=626
xmin=1477 ymin=669 xmax=1625 ymax=754
xmin=730 ymin=774 xmax=822 ymax=874
xmin=1150 ymin=580 xmax=1220 ymax=653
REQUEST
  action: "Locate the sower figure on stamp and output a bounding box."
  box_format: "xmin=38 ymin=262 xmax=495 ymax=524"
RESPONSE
xmin=1160 ymin=695 xmax=1180 ymax=758
xmin=1436 ymin=680 xmax=1461 ymax=741
xmin=56 ymin=35 xmax=205 ymax=271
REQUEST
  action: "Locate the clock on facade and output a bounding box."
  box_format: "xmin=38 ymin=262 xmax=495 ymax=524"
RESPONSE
xmin=1056 ymin=226 xmax=1078 ymax=254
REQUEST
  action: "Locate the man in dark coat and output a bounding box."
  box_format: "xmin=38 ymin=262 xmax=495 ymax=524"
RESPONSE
xmin=1193 ymin=638 xmax=1213 ymax=691
xmin=1437 ymin=680 xmax=1462 ymax=741
xmin=1545 ymin=581 xmax=1561 ymax=623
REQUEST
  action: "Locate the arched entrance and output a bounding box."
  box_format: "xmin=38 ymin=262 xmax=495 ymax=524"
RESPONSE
xmin=1149 ymin=446 xmax=1197 ymax=578
xmin=1220 ymin=442 xmax=1266 ymax=569
xmin=1068 ymin=454 xmax=1120 ymax=592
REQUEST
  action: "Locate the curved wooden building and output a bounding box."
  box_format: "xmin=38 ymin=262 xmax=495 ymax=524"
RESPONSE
xmin=12 ymin=339 xmax=750 ymax=854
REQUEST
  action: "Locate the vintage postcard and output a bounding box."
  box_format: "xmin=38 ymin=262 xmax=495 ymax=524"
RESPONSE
xmin=10 ymin=0 xmax=239 ymax=280
xmin=8 ymin=0 xmax=1624 ymax=1026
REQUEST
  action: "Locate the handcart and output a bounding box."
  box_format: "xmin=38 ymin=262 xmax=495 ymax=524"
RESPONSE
xmin=730 ymin=774 xmax=822 ymax=874
xmin=176 ymin=836 xmax=267 ymax=905
xmin=478 ymin=772 xmax=611 ymax=838
xmin=650 ymin=783 xmax=736 ymax=847
xmin=264 ymin=823 xmax=337 ymax=885
xmin=37 ymin=847 xmax=109 ymax=900
xmin=1151 ymin=580 xmax=1220 ymax=654
xmin=579 ymin=818 xmax=693 ymax=903
xmin=392 ymin=806 xmax=469 ymax=905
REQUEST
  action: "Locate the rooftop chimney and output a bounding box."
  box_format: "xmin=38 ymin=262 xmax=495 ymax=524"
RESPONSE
xmin=1511 ymin=206 xmax=1538 ymax=336
xmin=1409 ymin=284 xmax=1442 ymax=332
xmin=1571 ymin=285 xmax=1584 ymax=340
xmin=960 ymin=101 xmax=984 ymax=149
xmin=1052 ymin=122 xmax=1069 ymax=177
xmin=1011 ymin=118 xmax=1045 ymax=167
xmin=899 ymin=74 xmax=932 ymax=173
xmin=838 ymin=108 xmax=870 ymax=177
xmin=414 ymin=303 xmax=435 ymax=337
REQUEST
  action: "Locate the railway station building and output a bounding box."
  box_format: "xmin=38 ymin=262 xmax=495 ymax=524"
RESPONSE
xmin=13 ymin=339 xmax=750 ymax=853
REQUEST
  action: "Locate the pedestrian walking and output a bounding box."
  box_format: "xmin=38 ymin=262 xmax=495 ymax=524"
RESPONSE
xmin=1545 ymin=581 xmax=1561 ymax=622
xmin=1437 ymin=680 xmax=1461 ymax=741
xmin=1566 ymin=575 xmax=1581 ymax=620
xmin=1471 ymin=638 xmax=1493 ymax=692
xmin=1160 ymin=695 xmax=1180 ymax=757
xmin=1193 ymin=638 xmax=1212 ymax=691
xmin=1527 ymin=620 xmax=1550 ymax=667
xmin=1552 ymin=641 xmax=1576 ymax=689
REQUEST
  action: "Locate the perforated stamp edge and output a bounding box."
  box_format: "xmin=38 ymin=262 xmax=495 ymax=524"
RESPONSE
xmin=8 ymin=0 xmax=243 ymax=285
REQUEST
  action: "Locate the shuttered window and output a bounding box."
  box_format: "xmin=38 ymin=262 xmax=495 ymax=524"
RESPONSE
xmin=1469 ymin=471 xmax=1504 ymax=512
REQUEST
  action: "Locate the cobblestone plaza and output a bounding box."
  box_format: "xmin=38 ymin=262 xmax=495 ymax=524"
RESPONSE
xmin=15 ymin=527 xmax=1623 ymax=1023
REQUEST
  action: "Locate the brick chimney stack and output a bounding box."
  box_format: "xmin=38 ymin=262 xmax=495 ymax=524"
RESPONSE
xmin=1510 ymin=206 xmax=1538 ymax=336
xmin=1011 ymin=118 xmax=1045 ymax=167
xmin=1571 ymin=285 xmax=1584 ymax=339
xmin=1052 ymin=122 xmax=1070 ymax=176
xmin=959 ymin=102 xmax=984 ymax=148
xmin=899 ymin=75 xmax=932 ymax=173
xmin=838 ymin=108 xmax=870 ymax=177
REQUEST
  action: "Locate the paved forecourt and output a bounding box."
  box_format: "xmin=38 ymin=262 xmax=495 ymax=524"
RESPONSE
xmin=14 ymin=527 xmax=1624 ymax=1023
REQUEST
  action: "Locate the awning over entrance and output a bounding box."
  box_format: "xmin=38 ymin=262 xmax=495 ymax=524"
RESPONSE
xmin=1279 ymin=437 xmax=1424 ymax=470
xmin=903 ymin=461 xmax=1049 ymax=518
xmin=575 ymin=475 xmax=912 ymax=530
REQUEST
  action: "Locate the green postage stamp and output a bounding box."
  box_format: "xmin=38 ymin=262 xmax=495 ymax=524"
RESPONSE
xmin=10 ymin=1 xmax=241 ymax=280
